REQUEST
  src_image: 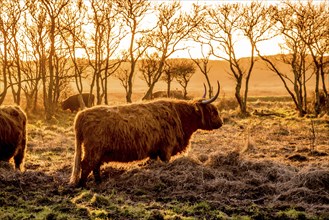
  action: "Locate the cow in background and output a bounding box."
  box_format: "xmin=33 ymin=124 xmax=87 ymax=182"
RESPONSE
xmin=61 ymin=93 xmax=95 ymax=112
xmin=0 ymin=105 xmax=27 ymax=171
xmin=152 ymin=90 xmax=191 ymax=100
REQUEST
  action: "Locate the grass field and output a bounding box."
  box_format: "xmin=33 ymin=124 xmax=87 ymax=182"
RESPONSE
xmin=1 ymin=97 xmax=329 ymax=219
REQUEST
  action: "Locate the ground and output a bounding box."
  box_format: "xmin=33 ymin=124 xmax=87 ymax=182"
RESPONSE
xmin=0 ymin=97 xmax=329 ymax=220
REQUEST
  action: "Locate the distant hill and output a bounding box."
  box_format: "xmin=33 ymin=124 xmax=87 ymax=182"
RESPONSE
xmin=107 ymin=55 xmax=316 ymax=98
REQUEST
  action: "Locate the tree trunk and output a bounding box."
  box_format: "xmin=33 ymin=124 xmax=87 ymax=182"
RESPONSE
xmin=183 ymin=86 xmax=188 ymax=99
xmin=203 ymin=65 xmax=212 ymax=98
xmin=167 ymin=78 xmax=171 ymax=98
xmin=14 ymin=38 xmax=22 ymax=105
xmin=45 ymin=19 xmax=56 ymax=121
xmin=235 ymin=77 xmax=247 ymax=115
xmin=142 ymin=87 xmax=153 ymax=100
xmin=142 ymin=61 xmax=165 ymax=100
xmin=126 ymin=75 xmax=133 ymax=103
xmin=126 ymin=66 xmax=134 ymax=103
xmin=77 ymin=93 xmax=86 ymax=110
xmin=33 ymin=86 xmax=38 ymax=113
xmin=314 ymin=69 xmax=320 ymax=116
xmin=320 ymin=65 xmax=328 ymax=97
xmin=0 ymin=39 xmax=8 ymax=105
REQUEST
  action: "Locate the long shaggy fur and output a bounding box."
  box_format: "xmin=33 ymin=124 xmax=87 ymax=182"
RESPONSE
xmin=0 ymin=105 xmax=27 ymax=171
xmin=70 ymin=99 xmax=223 ymax=186
xmin=152 ymin=90 xmax=187 ymax=100
xmin=61 ymin=93 xmax=95 ymax=112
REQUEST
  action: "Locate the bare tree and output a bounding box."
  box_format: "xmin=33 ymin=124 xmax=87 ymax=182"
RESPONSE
xmin=53 ymin=48 xmax=72 ymax=104
xmin=189 ymin=44 xmax=213 ymax=98
xmin=172 ymin=59 xmax=196 ymax=99
xmin=139 ymin=53 xmax=160 ymax=99
xmin=20 ymin=57 xmax=41 ymax=113
xmin=202 ymin=2 xmax=274 ymax=115
xmin=161 ymin=59 xmax=176 ymax=97
xmin=44 ymin=0 xmax=69 ymax=119
xmin=6 ymin=0 xmax=25 ymax=105
xmin=114 ymin=66 xmax=130 ymax=94
xmin=26 ymin=0 xmax=70 ymax=120
xmin=59 ymin=0 xmax=89 ymax=109
xmin=82 ymin=0 xmax=125 ymax=105
xmin=21 ymin=5 xmax=47 ymax=112
xmin=142 ymin=1 xmax=203 ymax=100
xmin=115 ymin=0 xmax=151 ymax=103
xmin=256 ymin=1 xmax=328 ymax=116
xmin=202 ymin=4 xmax=245 ymax=113
xmin=257 ymin=52 xmax=313 ymax=117
xmin=284 ymin=0 xmax=329 ymax=115
xmin=0 ymin=0 xmax=22 ymax=104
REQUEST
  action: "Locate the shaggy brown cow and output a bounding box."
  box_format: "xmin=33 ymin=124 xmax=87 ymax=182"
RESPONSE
xmin=70 ymin=82 xmax=222 ymax=187
xmin=0 ymin=105 xmax=27 ymax=171
xmin=61 ymin=93 xmax=95 ymax=112
xmin=152 ymin=90 xmax=187 ymax=99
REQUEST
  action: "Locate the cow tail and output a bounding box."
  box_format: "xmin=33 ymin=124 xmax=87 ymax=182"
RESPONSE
xmin=70 ymin=123 xmax=83 ymax=186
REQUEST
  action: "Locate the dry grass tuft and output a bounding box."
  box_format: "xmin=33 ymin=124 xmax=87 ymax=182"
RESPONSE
xmin=293 ymin=168 xmax=329 ymax=190
xmin=205 ymin=151 xmax=241 ymax=168
xmin=0 ymin=161 xmax=14 ymax=171
xmin=0 ymin=162 xmax=17 ymax=183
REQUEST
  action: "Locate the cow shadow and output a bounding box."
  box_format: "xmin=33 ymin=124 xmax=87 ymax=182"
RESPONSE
xmin=91 ymin=152 xmax=329 ymax=214
xmin=2 ymin=151 xmax=329 ymax=218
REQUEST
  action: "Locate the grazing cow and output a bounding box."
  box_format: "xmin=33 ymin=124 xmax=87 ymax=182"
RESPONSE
xmin=70 ymin=82 xmax=223 ymax=187
xmin=0 ymin=105 xmax=27 ymax=171
xmin=61 ymin=93 xmax=95 ymax=112
xmin=152 ymin=90 xmax=187 ymax=100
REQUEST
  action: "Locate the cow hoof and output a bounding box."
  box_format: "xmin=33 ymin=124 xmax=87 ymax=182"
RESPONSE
xmin=95 ymin=179 xmax=102 ymax=185
xmin=76 ymin=180 xmax=87 ymax=188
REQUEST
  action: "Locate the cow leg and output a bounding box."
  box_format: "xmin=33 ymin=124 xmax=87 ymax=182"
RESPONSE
xmin=14 ymin=149 xmax=24 ymax=171
xmin=78 ymin=159 xmax=93 ymax=187
xmin=93 ymin=163 xmax=102 ymax=184
xmin=14 ymin=139 xmax=26 ymax=171
xmin=145 ymin=151 xmax=159 ymax=166
xmin=0 ymin=154 xmax=11 ymax=162
xmin=159 ymin=149 xmax=172 ymax=162
xmin=149 ymin=151 xmax=158 ymax=160
xmin=0 ymin=144 xmax=15 ymax=162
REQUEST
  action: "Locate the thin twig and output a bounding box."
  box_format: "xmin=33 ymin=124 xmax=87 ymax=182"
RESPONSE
xmin=310 ymin=120 xmax=316 ymax=152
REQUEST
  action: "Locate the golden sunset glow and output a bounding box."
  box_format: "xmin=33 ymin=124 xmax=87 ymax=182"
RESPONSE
xmin=0 ymin=1 xmax=329 ymax=218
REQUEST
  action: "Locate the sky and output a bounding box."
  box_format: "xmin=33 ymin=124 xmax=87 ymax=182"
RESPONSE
xmin=78 ymin=0 xmax=286 ymax=60
xmin=151 ymin=0 xmax=284 ymax=59
xmin=174 ymin=36 xmax=284 ymax=60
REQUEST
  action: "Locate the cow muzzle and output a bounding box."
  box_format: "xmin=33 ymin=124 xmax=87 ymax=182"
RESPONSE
xmin=212 ymin=117 xmax=223 ymax=129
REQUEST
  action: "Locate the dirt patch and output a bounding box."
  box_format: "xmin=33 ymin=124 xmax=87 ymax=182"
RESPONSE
xmin=287 ymin=154 xmax=308 ymax=162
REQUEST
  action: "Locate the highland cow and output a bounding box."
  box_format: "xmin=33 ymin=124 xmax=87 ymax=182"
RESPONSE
xmin=61 ymin=93 xmax=95 ymax=112
xmin=152 ymin=90 xmax=187 ymax=100
xmin=70 ymin=82 xmax=223 ymax=187
xmin=0 ymin=105 xmax=27 ymax=171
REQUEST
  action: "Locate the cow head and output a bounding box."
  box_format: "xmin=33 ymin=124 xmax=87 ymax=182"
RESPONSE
xmin=195 ymin=81 xmax=223 ymax=130
xmin=61 ymin=101 xmax=68 ymax=110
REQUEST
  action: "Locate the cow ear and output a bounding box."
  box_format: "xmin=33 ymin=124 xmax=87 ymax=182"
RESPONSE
xmin=195 ymin=105 xmax=199 ymax=112
xmin=194 ymin=103 xmax=201 ymax=112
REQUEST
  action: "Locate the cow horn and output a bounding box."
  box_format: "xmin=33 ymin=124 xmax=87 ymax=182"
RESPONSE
xmin=202 ymin=83 xmax=206 ymax=98
xmin=200 ymin=81 xmax=220 ymax=105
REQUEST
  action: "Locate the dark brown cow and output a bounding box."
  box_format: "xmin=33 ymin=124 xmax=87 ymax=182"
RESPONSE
xmin=61 ymin=93 xmax=95 ymax=112
xmin=70 ymin=82 xmax=222 ymax=187
xmin=0 ymin=105 xmax=27 ymax=171
xmin=152 ymin=90 xmax=187 ymax=99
